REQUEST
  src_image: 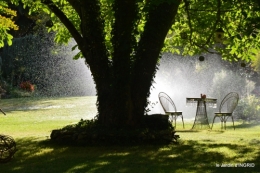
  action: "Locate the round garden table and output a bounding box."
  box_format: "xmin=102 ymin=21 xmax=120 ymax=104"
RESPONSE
xmin=186 ymin=98 xmax=217 ymax=129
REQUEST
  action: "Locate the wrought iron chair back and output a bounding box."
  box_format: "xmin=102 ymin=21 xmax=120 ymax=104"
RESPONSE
xmin=158 ymin=92 xmax=184 ymax=128
xmin=158 ymin=92 xmax=177 ymax=113
xmin=211 ymin=92 xmax=239 ymax=130
xmin=219 ymin=92 xmax=239 ymax=113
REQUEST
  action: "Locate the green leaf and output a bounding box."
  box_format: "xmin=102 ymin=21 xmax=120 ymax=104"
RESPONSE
xmin=73 ymin=51 xmax=83 ymax=60
xmin=71 ymin=44 xmax=78 ymax=51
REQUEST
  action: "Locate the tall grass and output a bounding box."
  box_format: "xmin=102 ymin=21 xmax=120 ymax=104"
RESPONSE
xmin=0 ymin=97 xmax=259 ymax=173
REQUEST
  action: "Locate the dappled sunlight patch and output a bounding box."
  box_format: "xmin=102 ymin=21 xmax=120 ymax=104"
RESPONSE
xmin=166 ymin=154 xmax=179 ymax=158
xmin=234 ymin=147 xmax=259 ymax=163
xmin=158 ymin=147 xmax=171 ymax=151
xmin=207 ymin=146 xmax=237 ymax=158
xmin=66 ymin=163 xmax=89 ymax=172
xmin=32 ymin=148 xmax=54 ymax=157
xmin=11 ymin=166 xmax=23 ymax=171
xmin=105 ymin=152 xmax=130 ymax=157
xmin=95 ymin=161 xmax=110 ymax=166
xmin=203 ymin=142 xmax=259 ymax=164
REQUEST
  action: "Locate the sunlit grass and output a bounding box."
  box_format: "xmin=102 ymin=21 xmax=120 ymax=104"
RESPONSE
xmin=0 ymin=96 xmax=97 ymax=138
xmin=0 ymin=96 xmax=259 ymax=173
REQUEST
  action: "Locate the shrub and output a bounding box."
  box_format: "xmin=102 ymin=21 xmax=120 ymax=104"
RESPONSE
xmin=20 ymin=81 xmax=35 ymax=92
xmin=50 ymin=115 xmax=179 ymax=146
xmin=237 ymin=95 xmax=260 ymax=122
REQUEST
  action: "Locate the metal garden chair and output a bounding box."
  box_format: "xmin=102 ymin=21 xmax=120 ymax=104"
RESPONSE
xmin=158 ymin=92 xmax=184 ymax=128
xmin=211 ymin=92 xmax=239 ymax=130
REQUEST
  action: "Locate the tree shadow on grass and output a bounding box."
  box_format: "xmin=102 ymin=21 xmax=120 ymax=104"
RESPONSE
xmin=234 ymin=122 xmax=260 ymax=129
xmin=1 ymin=137 xmax=259 ymax=173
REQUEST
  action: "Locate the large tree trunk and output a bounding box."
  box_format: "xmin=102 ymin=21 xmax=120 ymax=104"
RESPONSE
xmin=93 ymin=1 xmax=180 ymax=128
xmin=131 ymin=1 xmax=180 ymax=127
xmin=46 ymin=0 xmax=181 ymax=129
xmin=87 ymin=0 xmax=179 ymax=127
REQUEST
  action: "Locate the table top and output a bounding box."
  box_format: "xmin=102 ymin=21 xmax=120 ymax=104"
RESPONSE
xmin=186 ymin=98 xmax=217 ymax=102
xmin=186 ymin=97 xmax=217 ymax=108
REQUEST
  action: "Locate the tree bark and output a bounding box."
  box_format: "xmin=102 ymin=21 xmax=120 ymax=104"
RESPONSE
xmin=43 ymin=0 xmax=181 ymax=129
xmin=91 ymin=0 xmax=180 ymax=128
xmin=109 ymin=0 xmax=138 ymax=127
xmin=78 ymin=0 xmax=112 ymax=127
xmin=131 ymin=1 xmax=180 ymax=126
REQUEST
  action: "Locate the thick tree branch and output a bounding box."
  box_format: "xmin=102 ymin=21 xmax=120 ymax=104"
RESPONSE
xmin=112 ymin=0 xmax=137 ymax=65
xmin=111 ymin=0 xmax=138 ymax=124
xmin=41 ymin=0 xmax=83 ymax=46
xmin=183 ymin=0 xmax=193 ymax=45
xmin=194 ymin=43 xmax=221 ymax=55
xmin=205 ymin=0 xmax=221 ymax=45
xmin=79 ymin=0 xmax=109 ymax=66
xmin=112 ymin=0 xmax=137 ymax=77
xmin=184 ymin=0 xmax=221 ymax=51
xmin=131 ymin=1 xmax=181 ymax=119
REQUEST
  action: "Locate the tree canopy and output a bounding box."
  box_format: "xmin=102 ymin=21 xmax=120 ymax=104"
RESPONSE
xmin=9 ymin=0 xmax=260 ymax=61
xmin=167 ymin=0 xmax=260 ymax=61
xmin=0 ymin=1 xmax=18 ymax=47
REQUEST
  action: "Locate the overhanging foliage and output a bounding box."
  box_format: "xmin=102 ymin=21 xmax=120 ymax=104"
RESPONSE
xmin=0 ymin=1 xmax=18 ymax=47
xmin=8 ymin=0 xmax=260 ymax=61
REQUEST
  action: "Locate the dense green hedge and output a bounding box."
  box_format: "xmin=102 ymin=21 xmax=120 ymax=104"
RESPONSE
xmin=236 ymin=95 xmax=260 ymax=122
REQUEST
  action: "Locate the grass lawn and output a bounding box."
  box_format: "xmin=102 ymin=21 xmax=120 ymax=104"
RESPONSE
xmin=0 ymin=96 xmax=260 ymax=173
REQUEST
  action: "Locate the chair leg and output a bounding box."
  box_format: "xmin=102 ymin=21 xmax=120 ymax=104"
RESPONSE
xmin=211 ymin=116 xmax=217 ymax=129
xmin=174 ymin=115 xmax=177 ymax=128
xmin=231 ymin=116 xmax=235 ymax=130
xmin=181 ymin=115 xmax=185 ymax=129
